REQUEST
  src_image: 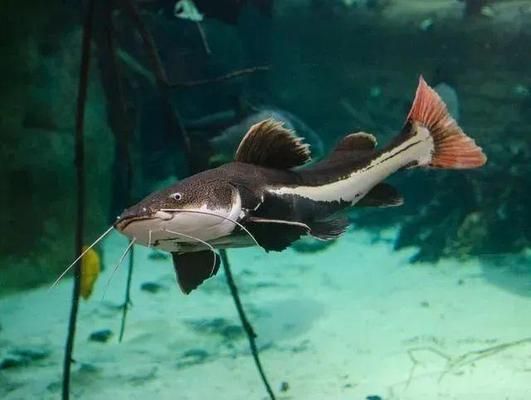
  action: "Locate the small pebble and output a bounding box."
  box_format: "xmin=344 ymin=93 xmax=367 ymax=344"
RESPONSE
xmin=148 ymin=250 xmax=169 ymax=260
xmin=182 ymin=349 xmax=209 ymax=361
xmin=0 ymin=348 xmax=50 ymax=370
xmin=140 ymin=282 xmax=165 ymax=293
xmin=89 ymin=329 xmax=113 ymax=343
xmin=220 ymin=325 xmax=244 ymax=341
xmin=0 ymin=357 xmax=24 ymax=369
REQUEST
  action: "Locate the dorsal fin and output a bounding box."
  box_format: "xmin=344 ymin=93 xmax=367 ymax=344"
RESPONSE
xmin=235 ymin=119 xmax=311 ymax=169
xmin=334 ymin=132 xmax=377 ymax=152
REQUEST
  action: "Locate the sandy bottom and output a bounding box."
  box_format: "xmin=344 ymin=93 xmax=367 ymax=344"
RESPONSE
xmin=1 ymin=229 xmax=531 ymax=400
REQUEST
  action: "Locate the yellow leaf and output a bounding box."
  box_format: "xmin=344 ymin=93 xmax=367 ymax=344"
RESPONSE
xmin=80 ymin=246 xmax=101 ymax=300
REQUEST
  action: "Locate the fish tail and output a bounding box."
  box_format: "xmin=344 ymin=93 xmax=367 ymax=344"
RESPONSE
xmin=404 ymin=76 xmax=487 ymax=169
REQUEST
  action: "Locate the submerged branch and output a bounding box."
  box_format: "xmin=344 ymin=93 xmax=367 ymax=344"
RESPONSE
xmin=103 ymin=1 xmax=137 ymax=343
xmin=169 ymin=66 xmax=270 ymax=88
xmin=220 ymin=250 xmax=276 ymax=400
xmin=119 ymin=247 xmax=135 ymax=342
xmin=62 ymin=1 xmax=96 ymax=399
xmin=116 ymin=46 xmax=269 ymax=90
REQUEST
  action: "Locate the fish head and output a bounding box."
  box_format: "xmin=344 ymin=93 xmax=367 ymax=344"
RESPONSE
xmin=114 ymin=176 xmax=242 ymax=251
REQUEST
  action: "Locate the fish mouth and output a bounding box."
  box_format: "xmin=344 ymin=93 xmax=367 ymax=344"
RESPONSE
xmin=114 ymin=216 xmax=152 ymax=232
xmin=114 ymin=211 xmax=174 ymax=232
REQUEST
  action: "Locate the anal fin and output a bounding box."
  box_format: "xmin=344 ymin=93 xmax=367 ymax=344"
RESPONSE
xmin=171 ymin=251 xmax=220 ymax=294
xmin=309 ymin=218 xmax=349 ymax=240
xmin=355 ymin=183 xmax=404 ymax=208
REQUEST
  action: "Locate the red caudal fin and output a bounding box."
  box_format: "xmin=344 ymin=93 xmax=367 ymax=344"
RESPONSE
xmin=406 ymin=76 xmax=487 ymax=169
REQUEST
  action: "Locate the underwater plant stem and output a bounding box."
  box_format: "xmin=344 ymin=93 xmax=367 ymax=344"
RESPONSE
xmin=62 ymin=1 xmax=95 ymax=399
xmin=119 ymin=246 xmax=135 ymax=342
xmin=219 ymin=250 xmax=276 ymax=400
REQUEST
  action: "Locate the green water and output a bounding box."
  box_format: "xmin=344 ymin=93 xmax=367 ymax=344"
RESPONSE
xmin=1 ymin=1 xmax=530 ymax=399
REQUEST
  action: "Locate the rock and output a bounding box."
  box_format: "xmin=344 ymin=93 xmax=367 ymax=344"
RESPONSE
xmin=280 ymin=381 xmax=290 ymax=392
xmin=140 ymin=282 xmax=166 ymax=293
xmin=220 ymin=325 xmax=244 ymax=341
xmin=185 ymin=318 xmax=244 ymax=342
xmin=0 ymin=357 xmax=24 ymax=369
xmin=148 ymin=250 xmax=169 ymax=260
xmin=0 ymin=347 xmax=50 ymax=369
xmin=88 ymin=329 xmax=113 ymax=343
xmin=183 ymin=349 xmax=209 ymax=359
xmin=177 ymin=349 xmax=210 ymax=368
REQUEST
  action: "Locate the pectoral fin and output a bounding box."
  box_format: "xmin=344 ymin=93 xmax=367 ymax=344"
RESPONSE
xmin=171 ymin=251 xmax=220 ymax=294
xmin=245 ymin=217 xmax=310 ymax=252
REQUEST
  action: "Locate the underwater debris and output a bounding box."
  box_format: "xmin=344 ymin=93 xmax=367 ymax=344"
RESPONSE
xmin=191 ymin=0 xmax=273 ymax=24
xmin=174 ymin=0 xmax=203 ymax=22
xmin=458 ymin=0 xmax=490 ymax=17
xmin=279 ymin=381 xmax=289 ymax=392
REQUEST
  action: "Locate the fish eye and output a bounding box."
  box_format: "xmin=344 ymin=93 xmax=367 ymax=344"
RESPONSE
xmin=170 ymin=192 xmax=183 ymax=201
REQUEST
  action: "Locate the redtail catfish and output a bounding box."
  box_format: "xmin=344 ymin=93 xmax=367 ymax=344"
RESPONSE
xmin=90 ymin=77 xmax=487 ymax=294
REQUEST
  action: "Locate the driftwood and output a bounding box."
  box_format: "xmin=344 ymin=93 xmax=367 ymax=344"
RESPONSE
xmin=405 ymin=337 xmax=531 ymax=388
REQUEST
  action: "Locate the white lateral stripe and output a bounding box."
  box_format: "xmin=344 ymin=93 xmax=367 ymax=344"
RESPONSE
xmin=269 ymin=130 xmax=434 ymax=203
